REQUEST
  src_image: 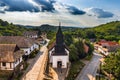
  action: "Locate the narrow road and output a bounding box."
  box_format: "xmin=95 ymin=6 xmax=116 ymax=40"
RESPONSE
xmin=76 ymin=52 xmax=102 ymax=80
xmin=22 ymin=39 xmax=49 ymax=80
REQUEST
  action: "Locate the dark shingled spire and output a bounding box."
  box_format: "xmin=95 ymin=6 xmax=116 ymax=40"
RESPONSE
xmin=54 ymin=22 xmax=67 ymax=55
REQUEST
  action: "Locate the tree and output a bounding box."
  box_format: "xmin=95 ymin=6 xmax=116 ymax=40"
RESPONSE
xmin=69 ymin=44 xmax=79 ymax=62
xmin=85 ymin=30 xmax=96 ymax=39
xmin=74 ymin=39 xmax=86 ymax=58
xmin=102 ymin=49 xmax=120 ymax=79
xmin=85 ymin=41 xmax=94 ymax=55
xmin=64 ymin=32 xmax=73 ymax=46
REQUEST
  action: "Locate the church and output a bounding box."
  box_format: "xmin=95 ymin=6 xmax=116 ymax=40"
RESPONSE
xmin=49 ymin=23 xmax=69 ymax=68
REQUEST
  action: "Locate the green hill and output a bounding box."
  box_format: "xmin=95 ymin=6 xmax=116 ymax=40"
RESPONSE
xmin=0 ymin=19 xmax=28 ymax=36
xmin=0 ymin=18 xmax=120 ymax=41
xmin=33 ymin=24 xmax=79 ymax=32
xmin=93 ymin=21 xmax=120 ymax=41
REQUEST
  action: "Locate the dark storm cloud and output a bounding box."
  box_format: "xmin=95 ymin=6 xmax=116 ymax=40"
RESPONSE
xmin=0 ymin=0 xmax=56 ymax=12
xmin=0 ymin=2 xmax=6 ymax=7
xmin=0 ymin=0 xmax=86 ymax=15
xmin=34 ymin=0 xmax=55 ymax=12
xmin=0 ymin=0 xmax=40 ymax=12
xmin=66 ymin=6 xmax=86 ymax=15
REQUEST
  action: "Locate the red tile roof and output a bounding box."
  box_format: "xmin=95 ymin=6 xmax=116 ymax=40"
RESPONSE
xmin=98 ymin=41 xmax=119 ymax=46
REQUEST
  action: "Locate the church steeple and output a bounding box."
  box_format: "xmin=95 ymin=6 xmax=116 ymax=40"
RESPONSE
xmin=54 ymin=22 xmax=66 ymax=55
xmin=56 ymin=22 xmax=64 ymax=45
xmin=49 ymin=22 xmax=69 ymax=69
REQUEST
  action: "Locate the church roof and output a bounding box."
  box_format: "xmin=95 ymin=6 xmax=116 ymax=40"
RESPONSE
xmin=52 ymin=23 xmax=68 ymax=55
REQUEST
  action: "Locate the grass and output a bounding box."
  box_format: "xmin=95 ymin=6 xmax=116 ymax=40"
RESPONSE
xmin=66 ymin=61 xmax=85 ymax=80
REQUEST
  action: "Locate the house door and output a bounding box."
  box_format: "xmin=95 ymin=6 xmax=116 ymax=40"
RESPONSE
xmin=57 ymin=61 xmax=62 ymax=68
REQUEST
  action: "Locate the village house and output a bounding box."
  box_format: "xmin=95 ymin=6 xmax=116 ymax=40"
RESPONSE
xmin=0 ymin=44 xmax=23 ymax=70
xmin=0 ymin=36 xmax=39 ymax=56
xmin=97 ymin=40 xmax=120 ymax=52
xmin=35 ymin=37 xmax=46 ymax=45
xmin=24 ymin=31 xmax=46 ymax=45
xmin=49 ymin=24 xmax=69 ymax=68
xmin=94 ymin=40 xmax=120 ymax=55
xmin=94 ymin=43 xmax=109 ymax=55
xmin=23 ymin=31 xmax=38 ymax=39
xmin=41 ymin=32 xmax=47 ymax=40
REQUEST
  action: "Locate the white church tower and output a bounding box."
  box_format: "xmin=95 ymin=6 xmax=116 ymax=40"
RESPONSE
xmin=49 ymin=23 xmax=69 ymax=68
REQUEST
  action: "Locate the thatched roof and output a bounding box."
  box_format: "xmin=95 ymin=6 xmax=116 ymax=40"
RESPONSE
xmin=0 ymin=36 xmax=35 ymax=48
xmin=0 ymin=44 xmax=24 ymax=62
xmin=23 ymin=31 xmax=38 ymax=36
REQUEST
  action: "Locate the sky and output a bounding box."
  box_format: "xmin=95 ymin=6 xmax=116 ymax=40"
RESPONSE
xmin=0 ymin=0 xmax=120 ymax=27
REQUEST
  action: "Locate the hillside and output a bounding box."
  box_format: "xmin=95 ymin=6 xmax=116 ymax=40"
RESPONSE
xmin=93 ymin=21 xmax=120 ymax=41
xmin=0 ymin=19 xmax=29 ymax=36
xmin=32 ymin=24 xmax=80 ymax=32
xmin=34 ymin=21 xmax=120 ymax=41
xmin=0 ymin=18 xmax=120 ymax=41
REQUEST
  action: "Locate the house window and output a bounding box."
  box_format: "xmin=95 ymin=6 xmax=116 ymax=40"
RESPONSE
xmin=2 ymin=62 xmax=6 ymax=66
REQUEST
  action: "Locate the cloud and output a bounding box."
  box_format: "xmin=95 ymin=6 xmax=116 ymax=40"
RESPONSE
xmin=33 ymin=0 xmax=55 ymax=12
xmin=66 ymin=6 xmax=86 ymax=15
xmin=0 ymin=0 xmax=55 ymax=12
xmin=85 ymin=8 xmax=114 ymax=18
xmin=0 ymin=2 xmax=9 ymax=13
xmin=0 ymin=1 xmax=119 ymax=27
xmin=0 ymin=0 xmax=85 ymax=15
xmin=53 ymin=2 xmax=85 ymax=15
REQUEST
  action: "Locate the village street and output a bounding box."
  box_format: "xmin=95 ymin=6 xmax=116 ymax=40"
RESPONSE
xmin=22 ymin=39 xmax=49 ymax=80
xmin=76 ymin=52 xmax=103 ymax=80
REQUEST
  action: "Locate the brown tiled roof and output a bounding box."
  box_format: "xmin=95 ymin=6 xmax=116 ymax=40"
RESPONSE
xmin=23 ymin=31 xmax=38 ymax=36
xmin=48 ymin=42 xmax=69 ymax=51
xmin=49 ymin=42 xmax=69 ymax=56
xmin=0 ymin=44 xmax=24 ymax=62
xmin=0 ymin=36 xmax=34 ymax=48
xmin=98 ymin=41 xmax=119 ymax=46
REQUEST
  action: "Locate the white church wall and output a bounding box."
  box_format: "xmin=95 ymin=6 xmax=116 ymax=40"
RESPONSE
xmin=52 ymin=56 xmax=69 ymax=68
